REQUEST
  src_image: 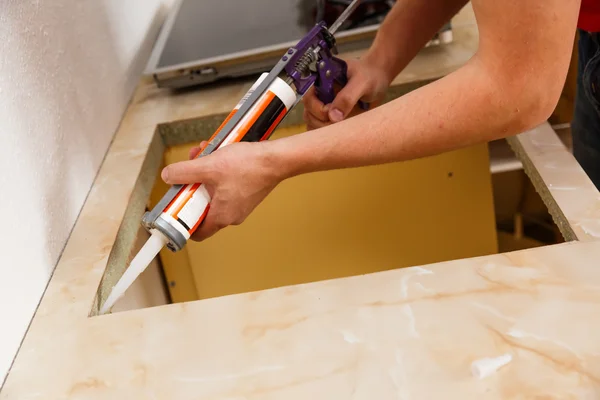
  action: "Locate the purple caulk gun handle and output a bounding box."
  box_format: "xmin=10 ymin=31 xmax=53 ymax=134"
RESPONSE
xmin=315 ymin=55 xmax=369 ymax=111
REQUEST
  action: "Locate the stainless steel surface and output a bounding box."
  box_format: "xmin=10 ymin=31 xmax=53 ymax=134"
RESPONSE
xmin=145 ymin=0 xmax=451 ymax=89
xmin=155 ymin=0 xmax=310 ymax=70
xmin=328 ymin=0 xmax=362 ymax=34
xmin=145 ymin=0 xmax=382 ymax=89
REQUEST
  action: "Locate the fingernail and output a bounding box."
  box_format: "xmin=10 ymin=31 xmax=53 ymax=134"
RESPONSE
xmin=329 ymin=108 xmax=344 ymax=122
xmin=161 ymin=167 xmax=169 ymax=182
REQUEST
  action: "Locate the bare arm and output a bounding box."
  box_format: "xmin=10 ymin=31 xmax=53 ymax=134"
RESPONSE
xmin=271 ymin=0 xmax=580 ymax=176
xmin=362 ymin=0 xmax=469 ymax=83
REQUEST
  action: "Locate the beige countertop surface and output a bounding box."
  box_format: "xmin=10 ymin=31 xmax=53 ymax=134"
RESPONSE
xmin=3 ymin=4 xmax=600 ymax=399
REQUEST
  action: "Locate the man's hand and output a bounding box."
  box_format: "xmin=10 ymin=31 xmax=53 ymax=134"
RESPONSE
xmin=160 ymin=141 xmax=282 ymax=242
xmin=302 ymin=58 xmax=389 ymax=130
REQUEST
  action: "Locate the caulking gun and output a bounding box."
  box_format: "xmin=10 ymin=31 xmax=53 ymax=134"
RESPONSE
xmin=142 ymin=0 xmax=366 ymax=252
xmin=99 ymin=0 xmax=366 ymax=314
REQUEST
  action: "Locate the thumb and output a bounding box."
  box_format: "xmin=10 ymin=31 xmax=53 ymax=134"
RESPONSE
xmin=161 ymin=157 xmax=212 ymax=185
xmin=327 ymin=78 xmax=366 ymax=122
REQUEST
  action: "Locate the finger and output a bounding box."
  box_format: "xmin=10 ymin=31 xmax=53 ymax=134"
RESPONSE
xmin=304 ymin=109 xmax=330 ymax=130
xmin=189 ymin=146 xmax=201 ymax=160
xmin=303 ymin=109 xmax=329 ymax=129
xmin=161 ymin=158 xmax=211 ymax=185
xmin=189 ymin=141 xmax=208 ymax=159
xmin=302 ymin=87 xmax=329 ymax=121
xmin=304 ymin=109 xmax=328 ymax=128
xmin=328 ymin=76 xmax=367 ymax=122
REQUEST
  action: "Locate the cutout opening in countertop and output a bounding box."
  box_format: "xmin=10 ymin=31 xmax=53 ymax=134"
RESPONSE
xmin=90 ymin=89 xmax=573 ymax=318
xmin=90 ymin=134 xmax=565 ymax=318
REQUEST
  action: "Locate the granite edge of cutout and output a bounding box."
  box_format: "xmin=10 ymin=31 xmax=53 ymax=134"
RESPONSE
xmin=506 ymin=134 xmax=578 ymax=242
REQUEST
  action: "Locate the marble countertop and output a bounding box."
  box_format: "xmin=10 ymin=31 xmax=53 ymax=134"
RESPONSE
xmin=3 ymin=4 xmax=600 ymax=399
xmin=5 ymin=240 xmax=600 ymax=399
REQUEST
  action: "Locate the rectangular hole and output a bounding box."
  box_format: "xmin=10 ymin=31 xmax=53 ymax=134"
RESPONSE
xmin=90 ymin=104 xmax=572 ymax=318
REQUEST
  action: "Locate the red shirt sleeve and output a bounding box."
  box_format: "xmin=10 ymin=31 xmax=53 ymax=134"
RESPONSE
xmin=579 ymin=0 xmax=600 ymax=32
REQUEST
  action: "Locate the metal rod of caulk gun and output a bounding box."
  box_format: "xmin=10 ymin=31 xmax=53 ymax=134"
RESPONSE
xmin=328 ymin=0 xmax=362 ymax=35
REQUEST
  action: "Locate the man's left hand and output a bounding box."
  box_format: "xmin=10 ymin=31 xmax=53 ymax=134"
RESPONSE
xmin=160 ymin=141 xmax=282 ymax=242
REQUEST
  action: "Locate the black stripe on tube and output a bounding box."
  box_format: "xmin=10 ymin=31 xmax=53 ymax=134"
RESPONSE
xmin=177 ymin=218 xmax=191 ymax=231
xmin=241 ymin=95 xmax=286 ymax=143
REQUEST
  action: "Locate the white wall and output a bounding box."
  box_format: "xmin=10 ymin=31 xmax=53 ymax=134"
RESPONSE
xmin=0 ymin=0 xmax=172 ymax=384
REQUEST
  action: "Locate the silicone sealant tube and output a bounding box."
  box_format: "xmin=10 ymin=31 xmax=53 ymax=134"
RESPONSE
xmin=152 ymin=73 xmax=297 ymax=249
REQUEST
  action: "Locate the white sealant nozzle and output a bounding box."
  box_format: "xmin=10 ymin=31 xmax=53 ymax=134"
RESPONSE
xmin=99 ymin=229 xmax=168 ymax=315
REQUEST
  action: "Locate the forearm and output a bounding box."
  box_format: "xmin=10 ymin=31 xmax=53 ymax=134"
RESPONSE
xmin=267 ymin=57 xmax=560 ymax=178
xmin=363 ymin=0 xmax=469 ymax=83
xmin=267 ymin=0 xmax=578 ymax=179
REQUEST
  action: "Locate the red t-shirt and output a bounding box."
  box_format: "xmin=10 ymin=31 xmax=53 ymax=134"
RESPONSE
xmin=579 ymin=0 xmax=600 ymax=31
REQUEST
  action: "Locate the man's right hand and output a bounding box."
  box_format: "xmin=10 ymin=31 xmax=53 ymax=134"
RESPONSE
xmin=302 ymin=57 xmax=390 ymax=130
